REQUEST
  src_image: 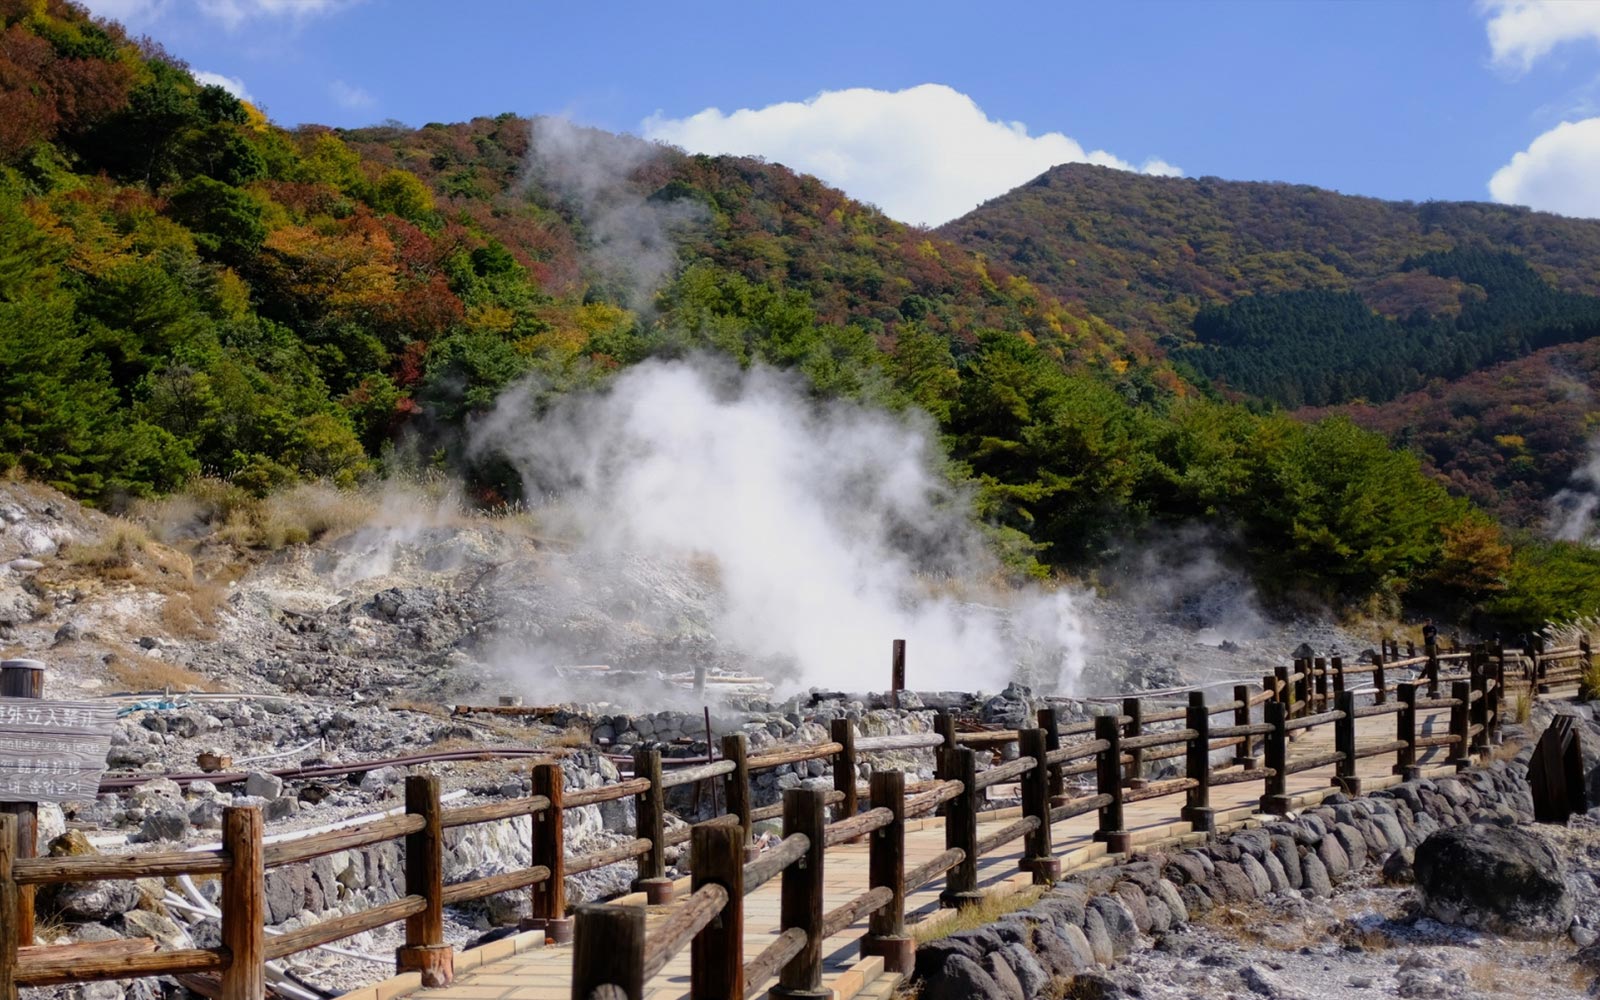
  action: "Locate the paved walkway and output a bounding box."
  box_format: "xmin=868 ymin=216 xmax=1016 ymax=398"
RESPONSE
xmin=361 ymin=708 xmax=1463 ymax=1000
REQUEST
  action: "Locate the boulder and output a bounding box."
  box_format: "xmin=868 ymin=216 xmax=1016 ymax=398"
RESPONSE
xmin=922 ymin=954 xmax=1004 ymax=1000
xmin=1414 ymin=823 xmax=1572 ymax=937
xmin=243 ymin=771 xmax=283 ymax=800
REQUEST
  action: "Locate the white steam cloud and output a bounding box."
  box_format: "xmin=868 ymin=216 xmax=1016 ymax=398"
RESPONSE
xmin=527 ymin=117 xmax=703 ymax=311
xmin=642 ymin=83 xmax=1181 ymax=228
xmin=473 ymin=359 xmax=1088 ymax=694
xmin=1550 ymin=438 xmax=1600 ymax=544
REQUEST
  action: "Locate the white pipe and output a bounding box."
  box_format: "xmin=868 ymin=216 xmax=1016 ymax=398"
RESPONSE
xmin=234 ymin=738 xmax=323 ymax=767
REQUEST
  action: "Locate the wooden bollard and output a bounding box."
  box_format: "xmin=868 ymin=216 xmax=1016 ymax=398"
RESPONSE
xmin=890 ymin=639 xmax=906 ymax=709
xmin=1395 ymin=682 xmax=1420 ymax=780
xmin=1019 ymin=728 xmax=1058 ymax=881
xmin=1470 ymin=653 xmax=1489 ymax=756
xmin=1295 ymin=659 xmax=1311 ymax=718
xmin=398 ymin=775 xmax=452 ymax=985
xmin=1492 ymin=649 xmax=1506 ymax=743
xmin=221 ymin=806 xmax=265 ymax=1000
xmin=691 ymin=818 xmax=744 ymax=1000
xmin=525 ymin=762 xmax=571 ymax=943
xmin=1182 ymin=692 xmax=1213 ymax=834
xmin=861 ymin=770 xmax=911 ymax=972
xmin=1313 ymin=657 xmax=1329 ymax=713
xmin=0 ymin=813 xmax=17 ymax=1000
xmin=830 ymin=717 xmax=858 ymax=826
xmin=1038 ymin=707 xmax=1065 ymax=805
xmin=1333 ymin=691 xmax=1360 ymax=795
xmin=1407 ymin=640 xmax=1416 ymax=659
xmin=1259 ymin=701 xmax=1291 ymax=815
xmin=1273 ymin=666 xmax=1290 ymax=715
xmin=1093 ymin=715 xmax=1129 ymax=854
xmin=933 ymin=711 xmax=956 ymax=817
xmin=721 ymin=733 xmax=755 ymax=862
xmin=1449 ymin=680 xmax=1472 ymax=772
xmin=1122 ymin=697 xmax=1145 ymax=788
xmin=0 ymin=658 xmax=43 ymax=947
xmin=1331 ymin=656 xmax=1345 ymax=703
xmin=1426 ymin=641 xmax=1441 ymax=698
xmin=1373 ymin=655 xmax=1387 ymax=705
xmin=1233 ymin=684 xmax=1257 ymax=769
xmin=940 ymin=748 xmax=981 ymax=908
xmin=573 ymin=905 xmax=643 ymax=1000
xmin=773 ymin=789 xmax=828 ymax=1000
xmin=632 ymin=749 xmax=672 ymax=904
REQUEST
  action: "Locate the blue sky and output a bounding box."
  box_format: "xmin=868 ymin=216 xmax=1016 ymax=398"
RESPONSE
xmin=84 ymin=0 xmax=1600 ymax=226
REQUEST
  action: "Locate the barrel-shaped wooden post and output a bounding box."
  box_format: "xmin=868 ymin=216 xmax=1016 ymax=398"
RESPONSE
xmin=525 ymin=762 xmax=571 ymax=943
xmin=691 ymin=818 xmax=744 ymax=1000
xmin=940 ymin=748 xmax=981 ymax=908
xmin=862 ymin=770 xmax=911 ymax=972
xmin=1232 ymin=684 xmax=1257 ymax=768
xmin=0 ymin=813 xmax=17 ymax=1000
xmin=1122 ymin=697 xmax=1145 ymax=788
xmin=1333 ymin=690 xmax=1360 ymax=795
xmin=1038 ymin=707 xmax=1065 ymax=805
xmin=0 ymin=659 xmax=42 ymax=947
xmin=1182 ymin=692 xmax=1213 ymax=833
xmin=221 ymin=806 xmax=265 ymax=1000
xmin=721 ymin=733 xmax=754 ymax=862
xmin=830 ymin=717 xmax=858 ymax=825
xmin=1018 ymin=728 xmax=1057 ymax=881
xmin=933 ymin=711 xmax=956 ymax=816
xmin=633 ymin=749 xmax=672 ymax=904
xmin=1260 ymin=701 xmax=1290 ymax=815
xmin=1395 ymin=682 xmax=1419 ymax=779
xmin=1449 ymin=680 xmax=1472 ymax=772
xmin=773 ymin=788 xmax=828 ymax=1000
xmin=398 ymin=775 xmax=452 ymax=985
xmin=1093 ymin=714 xmax=1129 ymax=853
xmin=573 ymin=904 xmax=644 ymax=1000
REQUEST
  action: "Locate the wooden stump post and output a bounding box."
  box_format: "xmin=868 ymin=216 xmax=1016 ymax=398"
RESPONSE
xmin=940 ymin=748 xmax=982 ymax=908
xmin=721 ymin=733 xmax=755 ymax=862
xmin=1333 ymin=691 xmax=1361 ymax=795
xmin=1260 ymin=701 xmax=1291 ymax=815
xmin=1122 ymin=697 xmax=1146 ymax=788
xmin=691 ymin=817 xmax=744 ymax=1000
xmin=1019 ymin=728 xmax=1058 ymax=881
xmin=1395 ymin=681 xmax=1420 ymax=780
xmin=525 ymin=762 xmax=571 ymax=943
xmin=0 ymin=813 xmax=17 ymax=1000
xmin=862 ymin=770 xmax=912 ymax=972
xmin=221 ymin=806 xmax=265 ymax=1000
xmin=1233 ymin=684 xmax=1258 ymax=769
xmin=1038 ymin=707 xmax=1065 ymax=806
xmin=772 ymin=788 xmax=828 ymax=1000
xmin=1182 ymin=692 xmax=1213 ymax=834
xmin=0 ymin=658 xmax=43 ymax=947
xmin=1093 ymin=714 xmax=1129 ymax=854
xmin=830 ymin=717 xmax=858 ymax=826
xmin=397 ymin=775 xmax=452 ymax=985
xmin=573 ymin=904 xmax=644 ymax=1000
xmin=1449 ymin=680 xmax=1473 ymax=772
xmin=633 ymin=749 xmax=672 ymax=904
xmin=891 ymin=639 xmax=906 ymax=710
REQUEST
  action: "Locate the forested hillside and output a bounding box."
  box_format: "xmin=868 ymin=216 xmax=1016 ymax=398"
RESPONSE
xmin=1 ymin=0 xmax=1595 ymax=625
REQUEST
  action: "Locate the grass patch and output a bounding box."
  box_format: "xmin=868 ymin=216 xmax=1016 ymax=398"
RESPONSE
xmin=911 ymin=885 xmax=1045 ymax=944
xmin=106 ymin=653 xmax=221 ymax=693
xmin=64 ymin=519 xmax=194 ymax=586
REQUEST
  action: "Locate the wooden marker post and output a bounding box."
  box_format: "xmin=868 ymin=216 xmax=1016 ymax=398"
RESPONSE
xmin=526 ymin=762 xmax=571 ymax=943
xmin=1038 ymin=707 xmax=1065 ymax=805
xmin=1093 ymin=715 xmax=1129 ymax=854
xmin=933 ymin=711 xmax=956 ymax=817
xmin=891 ymin=639 xmax=906 ymax=709
xmin=721 ymin=733 xmax=755 ymax=862
xmin=862 ymin=770 xmax=912 ymax=972
xmin=573 ymin=905 xmax=644 ymax=1000
xmin=0 ymin=813 xmax=17 ymax=1000
xmin=772 ymin=788 xmax=828 ymax=1000
xmin=1449 ymin=680 xmax=1472 ymax=772
xmin=398 ymin=775 xmax=452 ymax=985
xmin=1182 ymin=692 xmax=1213 ymax=834
xmin=1019 ymin=728 xmax=1058 ymax=881
xmin=1333 ymin=691 xmax=1361 ymax=795
xmin=691 ymin=819 xmax=744 ymax=1000
xmin=1395 ymin=681 xmax=1420 ymax=780
xmin=1233 ymin=684 xmax=1257 ymax=769
xmin=633 ymin=749 xmax=672 ymax=904
xmin=0 ymin=659 xmax=43 ymax=947
xmin=1122 ymin=697 xmax=1145 ymax=788
xmin=830 ymin=718 xmax=858 ymax=826
xmin=220 ymin=806 xmax=265 ymax=1000
xmin=940 ymin=748 xmax=981 ymax=908
xmin=1260 ymin=701 xmax=1291 ymax=815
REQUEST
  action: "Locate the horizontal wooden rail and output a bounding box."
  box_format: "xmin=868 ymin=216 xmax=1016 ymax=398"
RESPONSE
xmin=974 ymin=815 xmax=1039 ymax=856
xmin=973 ymin=755 xmax=1036 ymax=790
xmin=16 ymin=946 xmax=226 ymax=987
xmin=568 ymin=838 xmax=653 ymax=876
xmin=1123 ymin=777 xmax=1197 ymax=804
xmin=1048 ymin=738 xmax=1108 ymax=764
xmin=440 ymin=794 xmax=550 ymax=829
xmin=1121 ymin=729 xmax=1195 ymax=751
xmin=903 ymin=780 xmax=963 ymax=818
xmin=1284 ymin=709 xmax=1346 ymax=732
xmin=742 ymin=929 xmax=806 ymax=999
xmin=441 ymin=864 xmax=550 ymax=906
xmin=905 ymin=847 xmax=965 ymax=893
xmin=1352 ymin=702 xmax=1405 ymax=719
xmin=747 ymin=742 xmax=843 ymax=771
xmin=567 ymin=778 xmax=651 ymax=807
xmin=1210 ymin=722 xmax=1274 ymax=739
xmin=1284 ymin=750 xmax=1346 ymax=774
xmin=743 ymin=834 xmax=809 ymax=893
xmin=13 ymin=849 xmax=230 ymax=886
xmin=823 ymin=807 xmax=893 ymax=847
xmin=661 ymin=760 xmax=738 ymax=789
xmin=264 ymin=813 xmax=423 ymax=868
xmin=1049 ymin=793 xmax=1112 ymax=822
xmin=265 ymin=893 xmax=426 ymax=960
xmin=1354 ymin=739 xmax=1409 ymax=760
xmin=1210 ymin=766 xmax=1274 ymax=787
xmin=820 ymin=886 xmax=892 ymax=939
xmin=853 ymin=733 xmax=944 ymax=752
xmin=642 ymin=884 xmax=729 ymax=980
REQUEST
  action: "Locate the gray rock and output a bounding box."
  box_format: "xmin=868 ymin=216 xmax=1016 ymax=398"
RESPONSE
xmin=1083 ymin=906 xmax=1115 ymax=965
xmin=1088 ymin=894 xmax=1138 ymax=958
xmin=139 ymin=804 xmax=189 ymax=843
xmin=1301 ymin=851 xmax=1332 ymax=898
xmin=122 ymin=909 xmax=193 ymax=949
xmin=1241 ymin=963 xmax=1293 ymax=997
xmin=53 ymin=880 xmax=141 ymax=921
xmin=1382 ymin=846 xmax=1415 ymax=884
xmin=1239 ymin=853 xmax=1273 ymax=896
xmin=1000 ymin=942 xmax=1048 ymax=997
xmin=1414 ymin=823 xmax=1573 ymax=937
xmin=923 ymin=954 xmax=1003 ymax=1000
xmin=243 ymin=771 xmax=283 ymax=800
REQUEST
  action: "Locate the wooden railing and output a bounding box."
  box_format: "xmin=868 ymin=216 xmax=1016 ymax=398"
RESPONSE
xmin=0 ymin=636 xmax=1569 ymax=1000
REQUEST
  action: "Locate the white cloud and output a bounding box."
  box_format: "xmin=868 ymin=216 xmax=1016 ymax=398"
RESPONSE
xmin=80 ymin=0 xmax=351 ymax=30
xmin=328 ymin=79 xmax=375 ymax=111
xmin=1483 ymin=0 xmax=1600 ymax=72
xmin=1489 ymin=117 xmax=1600 ymax=217
xmin=78 ymin=0 xmax=172 ymax=22
xmin=642 ymin=83 xmax=1181 ymax=227
xmin=192 ymin=70 xmax=251 ymax=101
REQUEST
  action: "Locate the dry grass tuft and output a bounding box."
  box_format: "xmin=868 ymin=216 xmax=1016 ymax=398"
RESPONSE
xmin=911 ymin=886 xmax=1045 ymax=943
xmin=64 ymin=518 xmax=194 ymax=588
xmin=136 ymin=478 xmax=374 ymax=552
xmin=106 ymin=653 xmax=221 ymax=693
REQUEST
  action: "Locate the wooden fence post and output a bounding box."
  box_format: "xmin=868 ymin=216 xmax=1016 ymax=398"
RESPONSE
xmin=1260 ymin=701 xmax=1290 ymax=815
xmin=573 ymin=904 xmax=644 ymax=1000
xmin=525 ymin=762 xmax=571 ymax=943
xmin=721 ymin=733 xmax=755 ymax=862
xmin=891 ymin=639 xmax=906 ymax=709
xmin=1331 ymin=656 xmax=1345 ymax=704
xmin=1093 ymin=715 xmax=1129 ymax=854
xmin=773 ymin=788 xmax=828 ymax=1000
xmin=1450 ymin=680 xmax=1472 ymax=772
xmin=1426 ymin=641 xmax=1441 ymax=698
xmin=1470 ymin=652 xmax=1489 ymax=756
xmin=1183 ymin=692 xmax=1213 ymax=834
xmin=0 ymin=813 xmax=16 ymax=1000
xmin=397 ymin=775 xmax=452 ymax=986
xmin=1492 ymin=648 xmax=1506 ymax=743
xmin=633 ymin=749 xmax=672 ymax=905
xmin=692 ymin=817 xmax=744 ymax=1000
xmin=1407 ymin=640 xmax=1416 ymax=659
xmin=221 ymin=806 xmax=265 ymax=1000
xmin=1395 ymin=681 xmax=1419 ymax=780
xmin=862 ymin=770 xmax=911 ymax=972
xmin=1019 ymin=728 xmax=1058 ymax=881
xmin=940 ymin=748 xmax=981 ymax=908
xmin=1274 ymin=666 xmax=1290 ymax=718
xmin=1295 ymin=659 xmax=1311 ymax=718
xmin=1233 ymin=684 xmax=1257 ymax=769
xmin=830 ymin=717 xmax=858 ymax=826
xmin=1373 ymin=655 xmax=1387 ymax=705
xmin=1122 ymin=697 xmax=1145 ymax=788
xmin=1038 ymin=707 xmax=1065 ymax=805
xmin=1333 ymin=691 xmax=1361 ymax=795
xmin=933 ymin=711 xmax=956 ymax=817
xmin=0 ymin=658 xmax=42 ymax=947
xmin=1310 ymin=657 xmax=1325 ymax=712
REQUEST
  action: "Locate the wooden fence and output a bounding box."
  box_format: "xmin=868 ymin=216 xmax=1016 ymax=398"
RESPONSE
xmin=0 ymin=637 xmax=1584 ymax=1000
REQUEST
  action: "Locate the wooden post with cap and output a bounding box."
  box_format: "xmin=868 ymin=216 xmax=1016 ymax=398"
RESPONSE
xmin=861 ymin=770 xmax=912 ymax=972
xmin=0 ymin=658 xmax=42 ymax=947
xmin=397 ymin=774 xmax=452 ymax=985
xmin=524 ymin=762 xmax=571 ymax=943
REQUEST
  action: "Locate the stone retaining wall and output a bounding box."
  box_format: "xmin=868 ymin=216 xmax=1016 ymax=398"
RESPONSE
xmin=912 ymin=754 xmax=1536 ymax=1000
